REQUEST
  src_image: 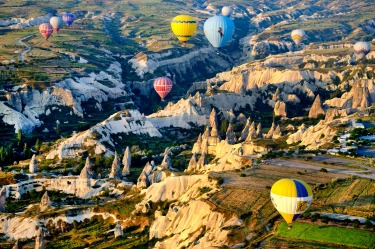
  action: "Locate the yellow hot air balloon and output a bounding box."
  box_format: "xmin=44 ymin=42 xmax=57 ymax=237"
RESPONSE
xmin=270 ymin=178 xmax=313 ymax=229
xmin=171 ymin=15 xmax=197 ymax=44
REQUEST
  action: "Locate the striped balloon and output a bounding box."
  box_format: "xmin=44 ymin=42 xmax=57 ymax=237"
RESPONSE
xmin=291 ymin=29 xmax=306 ymax=46
xmin=171 ymin=15 xmax=197 ymax=43
xmin=270 ymin=178 xmax=313 ymax=228
xmin=39 ymin=23 xmax=53 ymax=40
xmin=62 ymin=13 xmax=75 ymax=27
xmin=154 ymin=77 xmax=173 ymax=101
xmin=353 ymin=41 xmax=371 ymax=60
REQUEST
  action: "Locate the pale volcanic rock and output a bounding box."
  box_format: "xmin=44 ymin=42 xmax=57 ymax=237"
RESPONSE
xmin=272 ymin=125 xmax=282 ymax=139
xmin=225 ymin=123 xmax=236 ymax=144
xmin=109 ymin=152 xmax=122 ymax=180
xmin=186 ymin=153 xmax=198 ymax=172
xmin=79 ymin=157 xmax=94 ymax=179
xmin=308 ymin=95 xmax=325 ymax=118
xmin=46 ymin=110 xmax=161 ymax=159
xmin=324 ymin=108 xmax=349 ymax=122
xmin=197 ymin=152 xmax=208 ymax=169
xmin=39 ymin=192 xmax=51 ymax=212
xmin=256 ymin=123 xmax=262 ymax=138
xmin=151 ymin=200 xmax=243 ymax=249
xmin=192 ymin=133 xmax=203 ymax=154
xmin=240 ymin=118 xmax=251 ymax=141
xmin=287 ymin=121 xmax=337 ymax=149
xmin=265 ymin=122 xmax=276 ymax=139
xmin=35 ymin=228 xmax=45 ymax=249
xmin=12 ymin=240 xmax=21 ymax=249
xmin=0 ymin=187 xmax=6 ymax=212
xmin=274 ymin=100 xmax=287 ymax=117
xmin=160 ymin=148 xmax=173 ymax=170
xmin=272 ymin=88 xmax=281 ymax=101
xmin=29 ymin=154 xmax=38 ymax=174
xmin=0 ymin=102 xmax=35 ymax=133
xmin=114 ymin=221 xmax=124 ymax=238
xmin=237 ymin=113 xmax=247 ymax=123
xmin=209 ymin=108 xmax=220 ymax=137
xmin=122 ymin=147 xmax=131 ymax=177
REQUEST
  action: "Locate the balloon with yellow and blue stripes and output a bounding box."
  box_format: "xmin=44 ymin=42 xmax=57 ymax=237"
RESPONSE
xmin=270 ymin=178 xmax=313 ymax=226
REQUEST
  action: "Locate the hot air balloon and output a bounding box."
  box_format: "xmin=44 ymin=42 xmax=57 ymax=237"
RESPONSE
xmin=50 ymin=16 xmax=63 ymax=33
xmin=154 ymin=77 xmax=173 ymax=101
xmin=171 ymin=15 xmax=197 ymax=44
xmin=39 ymin=23 xmax=53 ymax=40
xmin=204 ymin=15 xmax=235 ymax=48
xmin=62 ymin=13 xmax=75 ymax=27
xmin=353 ymin=41 xmax=371 ymax=60
xmin=221 ymin=6 xmax=233 ymax=17
xmin=270 ymin=178 xmax=313 ymax=229
xmin=291 ymin=29 xmax=306 ymax=46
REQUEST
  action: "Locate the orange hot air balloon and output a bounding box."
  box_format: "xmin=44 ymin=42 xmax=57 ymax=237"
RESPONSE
xmin=39 ymin=23 xmax=53 ymax=40
xmin=154 ymin=77 xmax=173 ymax=101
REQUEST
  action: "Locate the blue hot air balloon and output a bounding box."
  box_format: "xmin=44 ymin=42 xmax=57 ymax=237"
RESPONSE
xmin=204 ymin=15 xmax=235 ymax=48
xmin=62 ymin=13 xmax=75 ymax=27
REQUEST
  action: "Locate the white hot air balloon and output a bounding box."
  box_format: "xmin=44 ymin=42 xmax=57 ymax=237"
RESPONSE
xmin=50 ymin=16 xmax=63 ymax=33
xmin=291 ymin=29 xmax=306 ymax=46
xmin=353 ymin=41 xmax=371 ymax=60
xmin=222 ymin=6 xmax=233 ymax=17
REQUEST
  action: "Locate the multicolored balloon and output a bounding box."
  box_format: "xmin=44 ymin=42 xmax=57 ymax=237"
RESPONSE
xmin=353 ymin=41 xmax=371 ymax=60
xmin=222 ymin=6 xmax=233 ymax=17
xmin=39 ymin=23 xmax=54 ymax=40
xmin=62 ymin=13 xmax=75 ymax=27
xmin=270 ymin=178 xmax=313 ymax=229
xmin=154 ymin=77 xmax=173 ymax=101
xmin=171 ymin=15 xmax=197 ymax=44
xmin=50 ymin=16 xmax=63 ymax=33
xmin=291 ymin=29 xmax=306 ymax=46
xmin=204 ymin=15 xmax=235 ymax=48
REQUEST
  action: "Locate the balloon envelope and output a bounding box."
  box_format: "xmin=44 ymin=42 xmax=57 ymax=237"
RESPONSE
xmin=39 ymin=23 xmax=53 ymax=40
xmin=353 ymin=41 xmax=371 ymax=59
xmin=270 ymin=179 xmax=313 ymax=225
xmin=291 ymin=29 xmax=306 ymax=46
xmin=222 ymin=6 xmax=233 ymax=17
xmin=154 ymin=77 xmax=173 ymax=100
xmin=62 ymin=13 xmax=75 ymax=27
xmin=171 ymin=15 xmax=197 ymax=43
xmin=50 ymin=16 xmax=63 ymax=33
xmin=204 ymin=15 xmax=235 ymax=48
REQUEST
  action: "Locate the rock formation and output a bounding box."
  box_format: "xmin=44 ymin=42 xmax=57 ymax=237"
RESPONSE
xmin=137 ymin=171 xmax=149 ymax=189
xmin=202 ymin=126 xmax=210 ymax=139
xmin=35 ymin=228 xmax=45 ymax=249
xmin=0 ymin=187 xmax=6 ymax=212
xmin=187 ymin=153 xmax=197 ymax=172
xmin=273 ymin=125 xmax=282 ymax=139
xmin=209 ymin=108 xmax=220 ymax=137
xmin=192 ymin=133 xmax=202 ymax=153
xmin=197 ymin=152 xmax=208 ymax=169
xmin=274 ymin=100 xmax=287 ymax=117
xmin=240 ymin=118 xmax=251 ymax=141
xmin=29 ymin=154 xmax=38 ymax=174
xmin=79 ymin=157 xmax=94 ymax=179
xmin=40 ymin=191 xmax=51 ymax=212
xmin=308 ymin=94 xmax=325 ymax=118
xmin=114 ymin=221 xmax=123 ymax=238
xmin=237 ymin=113 xmax=247 ymax=123
xmin=225 ymin=123 xmax=236 ymax=144
xmin=256 ymin=123 xmax=262 ymax=138
xmin=245 ymin=122 xmax=256 ymax=142
xmin=122 ymin=146 xmax=131 ymax=177
xmin=265 ymin=122 xmax=276 ymax=139
xmin=272 ymin=88 xmax=281 ymax=101
xmin=324 ymin=108 xmax=349 ymax=122
xmin=109 ymin=151 xmax=122 ymax=180
xmin=160 ymin=148 xmax=173 ymax=169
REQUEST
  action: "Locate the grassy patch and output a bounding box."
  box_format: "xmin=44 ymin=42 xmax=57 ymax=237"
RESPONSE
xmin=277 ymin=222 xmax=375 ymax=248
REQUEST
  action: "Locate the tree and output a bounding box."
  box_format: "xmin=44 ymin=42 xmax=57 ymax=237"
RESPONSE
xmin=35 ymin=139 xmax=41 ymax=153
xmin=17 ymin=129 xmax=22 ymax=145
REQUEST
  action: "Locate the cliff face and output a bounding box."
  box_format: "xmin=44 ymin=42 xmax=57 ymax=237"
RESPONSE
xmin=46 ymin=110 xmax=161 ymax=159
xmin=1 ymin=62 xmax=129 ymax=133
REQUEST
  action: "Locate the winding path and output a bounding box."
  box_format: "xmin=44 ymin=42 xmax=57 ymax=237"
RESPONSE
xmin=16 ymin=34 xmax=33 ymax=62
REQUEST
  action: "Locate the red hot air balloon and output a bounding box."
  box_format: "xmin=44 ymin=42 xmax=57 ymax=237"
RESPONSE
xmin=39 ymin=23 xmax=53 ymax=40
xmin=153 ymin=77 xmax=173 ymax=101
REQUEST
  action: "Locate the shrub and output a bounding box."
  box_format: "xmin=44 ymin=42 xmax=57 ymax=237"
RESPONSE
xmin=320 ymin=168 xmax=328 ymax=173
xmin=239 ymin=173 xmax=246 ymax=177
xmin=199 ymin=187 xmax=212 ymax=195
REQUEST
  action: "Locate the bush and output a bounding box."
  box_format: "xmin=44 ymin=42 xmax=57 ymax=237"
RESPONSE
xmin=199 ymin=187 xmax=212 ymax=194
xmin=320 ymin=168 xmax=328 ymax=173
xmin=239 ymin=173 xmax=246 ymax=177
xmin=311 ymin=213 xmax=320 ymax=222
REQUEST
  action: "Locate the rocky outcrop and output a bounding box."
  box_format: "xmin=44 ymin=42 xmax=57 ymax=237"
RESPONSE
xmin=79 ymin=157 xmax=94 ymax=179
xmin=309 ymin=95 xmax=325 ymax=118
xmin=160 ymin=148 xmax=173 ymax=170
xmin=197 ymin=152 xmax=208 ymax=170
xmin=273 ymin=125 xmax=282 ymax=139
xmin=109 ymin=152 xmax=122 ymax=180
xmin=225 ymin=123 xmax=236 ymax=144
xmin=114 ymin=221 xmax=123 ymax=238
xmin=256 ymin=122 xmax=262 ymax=138
xmin=209 ymin=108 xmax=220 ymax=137
xmin=274 ymin=100 xmax=287 ymax=117
xmin=35 ymin=228 xmax=45 ymax=249
xmin=272 ymin=88 xmax=281 ymax=101
xmin=122 ymin=147 xmax=131 ymax=177
xmin=287 ymin=121 xmax=337 ymax=149
xmin=265 ymin=122 xmax=276 ymax=139
xmin=39 ymin=192 xmax=51 ymax=212
xmin=324 ymin=108 xmax=349 ymax=122
xmin=240 ymin=118 xmax=251 ymax=141
xmin=245 ymin=122 xmax=257 ymax=142
xmin=186 ymin=154 xmax=198 ymax=172
xmin=46 ymin=110 xmax=161 ymax=159
xmin=12 ymin=240 xmax=21 ymax=249
xmin=0 ymin=188 xmax=6 ymax=212
xmin=192 ymin=134 xmax=202 ymax=154
xmin=29 ymin=154 xmax=38 ymax=174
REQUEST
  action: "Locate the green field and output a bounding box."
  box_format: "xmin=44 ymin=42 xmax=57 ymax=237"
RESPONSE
xmin=277 ymin=222 xmax=375 ymax=248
